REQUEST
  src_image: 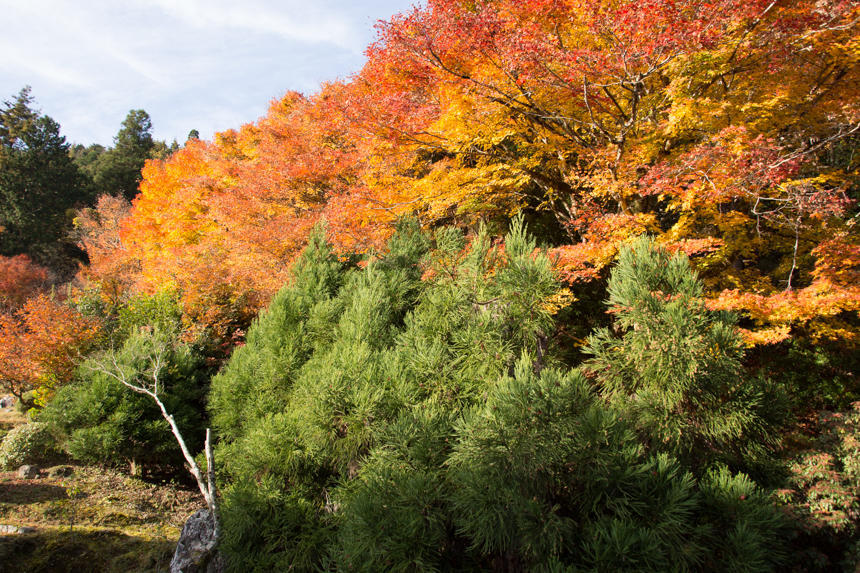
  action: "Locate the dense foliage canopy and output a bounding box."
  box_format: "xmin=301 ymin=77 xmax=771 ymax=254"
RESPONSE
xmin=78 ymin=0 xmax=858 ymax=351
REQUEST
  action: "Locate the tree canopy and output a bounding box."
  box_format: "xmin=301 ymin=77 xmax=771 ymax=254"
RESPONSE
xmin=79 ymin=0 xmax=857 ymax=348
xmin=0 ymin=87 xmax=90 ymax=268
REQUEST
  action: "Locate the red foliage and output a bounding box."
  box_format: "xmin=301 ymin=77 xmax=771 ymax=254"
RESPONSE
xmin=74 ymin=0 xmax=859 ymax=346
xmin=0 ymin=255 xmax=49 ymax=312
xmin=0 ymin=295 xmax=102 ymax=401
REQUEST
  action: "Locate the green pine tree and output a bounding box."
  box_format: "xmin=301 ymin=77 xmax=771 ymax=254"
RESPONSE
xmin=0 ymin=87 xmax=90 ymax=271
xmin=209 ymin=225 xmax=789 ymax=572
xmin=584 ymin=236 xmax=787 ymax=473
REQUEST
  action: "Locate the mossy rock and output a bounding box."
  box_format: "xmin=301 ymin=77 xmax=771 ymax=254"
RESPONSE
xmin=45 ymin=465 xmax=74 ymax=479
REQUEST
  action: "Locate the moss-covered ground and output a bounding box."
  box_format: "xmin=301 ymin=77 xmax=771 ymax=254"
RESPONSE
xmin=0 ymin=464 xmax=202 ymax=572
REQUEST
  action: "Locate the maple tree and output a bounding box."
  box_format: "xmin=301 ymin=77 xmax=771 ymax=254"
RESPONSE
xmin=118 ymin=136 xmax=261 ymax=337
xmin=0 ymin=294 xmax=101 ymax=402
xmin=115 ymin=94 xmax=357 ymax=336
xmin=74 ymin=194 xmax=135 ymax=308
xmin=0 ymin=254 xmax=49 ymax=312
xmin=356 ymin=0 xmax=859 ymax=344
xmin=83 ymin=0 xmax=858 ymax=350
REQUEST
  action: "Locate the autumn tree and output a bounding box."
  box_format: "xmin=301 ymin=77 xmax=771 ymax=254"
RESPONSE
xmin=0 ymin=294 xmax=101 ymax=402
xmin=118 ymin=95 xmax=356 ymax=338
xmin=354 ymin=0 xmax=860 ymax=345
xmin=0 ymin=254 xmax=49 ymax=312
xmin=121 ymin=134 xmax=268 ymax=340
xmin=86 ymin=0 xmax=859 ymax=352
xmin=73 ymin=193 xmax=135 ymax=307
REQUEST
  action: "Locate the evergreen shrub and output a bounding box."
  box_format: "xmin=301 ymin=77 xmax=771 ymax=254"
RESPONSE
xmin=584 ymin=237 xmax=788 ymax=474
xmin=41 ymin=328 xmax=206 ymax=472
xmin=210 ymin=223 xmax=789 ymax=571
xmin=0 ymin=422 xmax=60 ymax=469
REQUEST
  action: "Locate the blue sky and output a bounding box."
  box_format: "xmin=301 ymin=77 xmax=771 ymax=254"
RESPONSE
xmin=0 ymin=0 xmax=417 ymax=146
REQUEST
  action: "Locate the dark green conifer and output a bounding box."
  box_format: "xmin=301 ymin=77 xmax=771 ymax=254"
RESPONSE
xmin=42 ymin=327 xmax=206 ymax=472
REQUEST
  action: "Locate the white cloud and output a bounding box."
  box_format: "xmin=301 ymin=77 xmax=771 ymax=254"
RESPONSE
xmin=0 ymin=0 xmax=415 ymax=144
xmin=141 ymin=0 xmax=362 ymax=50
xmin=0 ymin=0 xmax=169 ymax=85
xmin=0 ymin=52 xmax=93 ymax=90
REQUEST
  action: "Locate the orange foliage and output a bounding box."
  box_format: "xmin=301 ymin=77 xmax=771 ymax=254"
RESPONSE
xmin=709 ymin=235 xmax=860 ymax=345
xmin=118 ymin=102 xmax=342 ymax=334
xmin=121 ymin=137 xmax=263 ymax=335
xmin=78 ymin=0 xmax=859 ymax=346
xmin=74 ymin=194 xmax=135 ymax=305
xmin=0 ymin=255 xmax=49 ymax=312
xmin=0 ymin=295 xmax=101 ymax=402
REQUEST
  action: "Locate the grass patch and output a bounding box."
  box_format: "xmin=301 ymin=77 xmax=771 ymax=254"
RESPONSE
xmin=0 ymin=409 xmax=26 ymax=429
xmin=0 ymin=409 xmax=25 ymax=442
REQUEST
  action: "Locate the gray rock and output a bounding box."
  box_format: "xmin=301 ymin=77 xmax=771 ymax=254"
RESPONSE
xmin=170 ymin=508 xmax=223 ymax=573
xmin=17 ymin=465 xmax=38 ymax=479
xmin=0 ymin=524 xmax=36 ymax=534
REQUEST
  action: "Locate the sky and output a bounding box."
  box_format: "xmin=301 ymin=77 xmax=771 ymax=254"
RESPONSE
xmin=0 ymin=0 xmax=417 ymax=146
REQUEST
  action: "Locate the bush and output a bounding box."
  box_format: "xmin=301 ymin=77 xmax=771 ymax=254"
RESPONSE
xmin=41 ymin=329 xmax=207 ymax=473
xmin=779 ymin=402 xmax=860 ymax=570
xmin=749 ymin=338 xmax=860 ymax=413
xmin=584 ymin=236 xmax=788 ymax=473
xmin=210 ymin=222 xmax=790 ymax=570
xmin=0 ymin=422 xmax=60 ymax=469
xmin=116 ymin=290 xmax=183 ymax=340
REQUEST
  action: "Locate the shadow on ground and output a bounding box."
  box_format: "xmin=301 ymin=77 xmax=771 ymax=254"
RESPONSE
xmin=0 ymin=482 xmax=69 ymax=505
xmin=0 ymin=527 xmax=175 ymax=572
